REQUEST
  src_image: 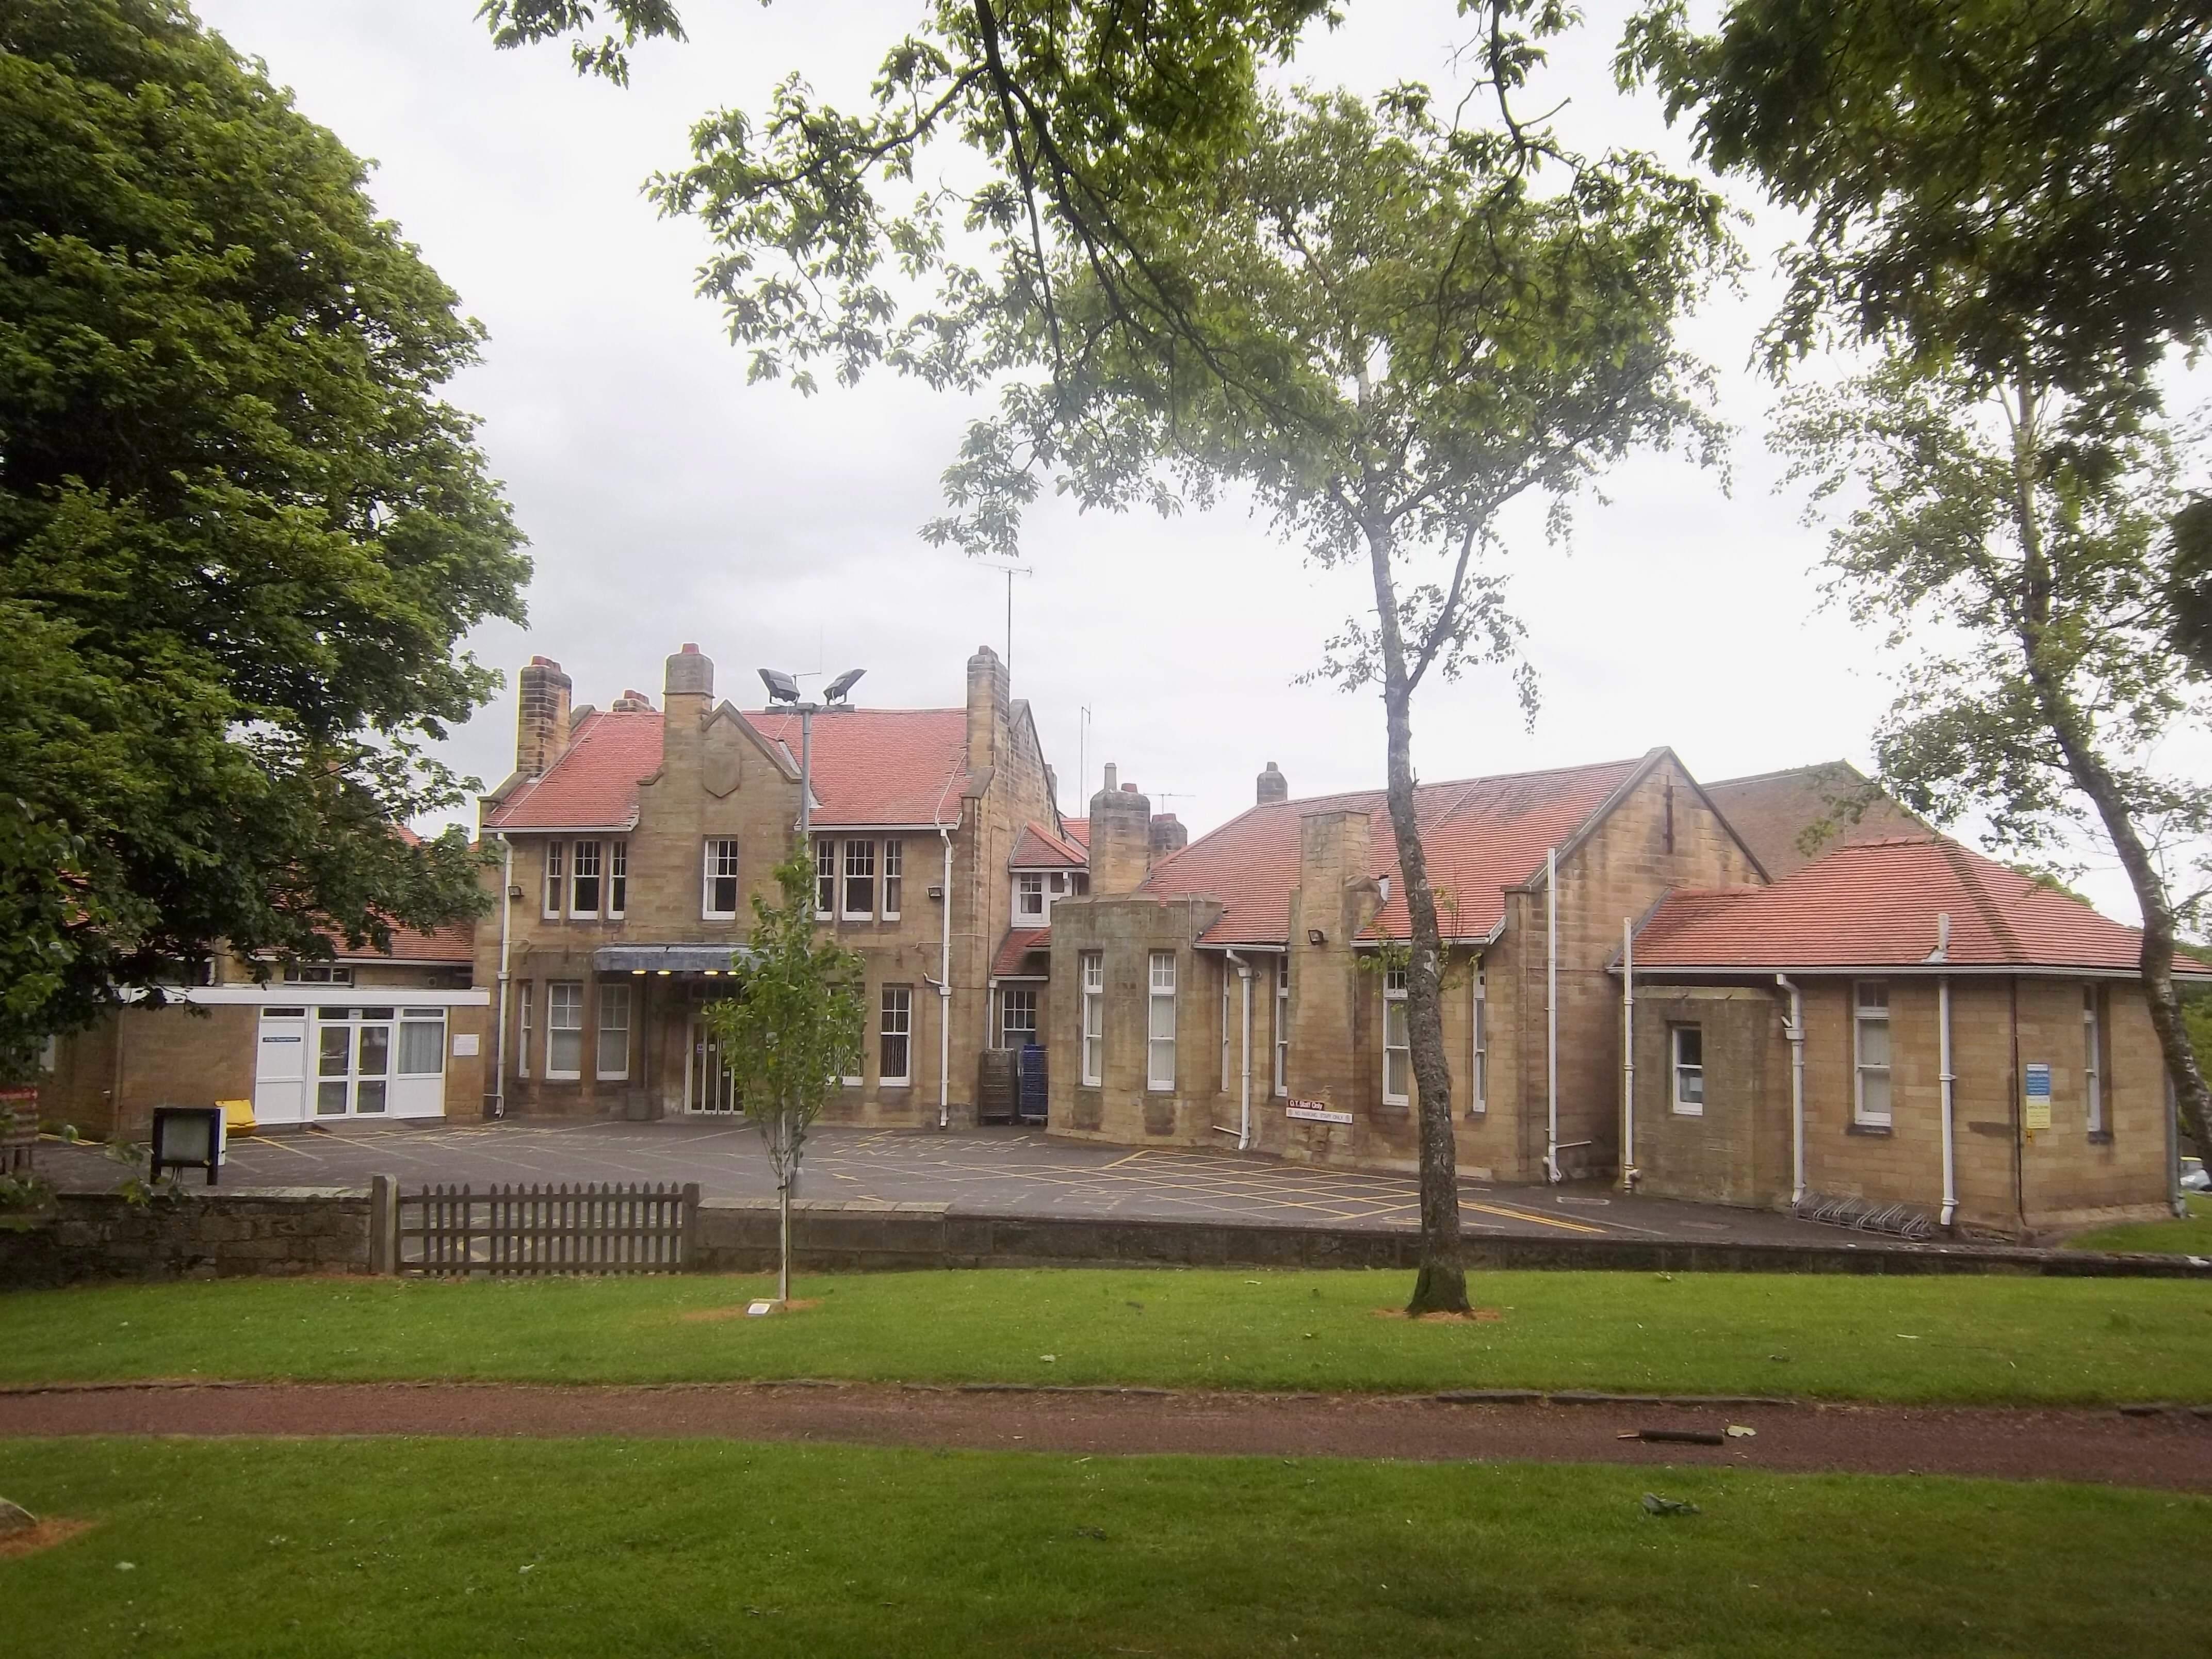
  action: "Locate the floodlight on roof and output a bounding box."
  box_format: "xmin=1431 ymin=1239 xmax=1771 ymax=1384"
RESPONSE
xmin=758 ymin=668 xmax=801 ymax=704
xmin=823 ymin=668 xmax=866 ymax=704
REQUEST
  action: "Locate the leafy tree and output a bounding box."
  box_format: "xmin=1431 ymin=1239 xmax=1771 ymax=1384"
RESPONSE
xmin=1 ymin=0 xmax=528 ymax=1070
xmin=1626 ymin=0 xmax=2212 ymax=1192
xmin=1776 ymin=358 xmax=2212 ymax=1182
xmin=704 ymin=846 xmax=865 ymax=1304
xmin=489 ymin=2 xmax=1726 ymax=1312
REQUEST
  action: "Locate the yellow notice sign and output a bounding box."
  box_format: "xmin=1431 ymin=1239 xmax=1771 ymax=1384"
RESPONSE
xmin=2024 ymin=1063 xmax=2053 ymax=1132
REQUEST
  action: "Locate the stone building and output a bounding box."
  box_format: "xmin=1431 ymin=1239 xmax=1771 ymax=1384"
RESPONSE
xmin=1040 ymin=753 xmax=2197 ymax=1236
xmin=476 ymin=641 xmax=1064 ymax=1124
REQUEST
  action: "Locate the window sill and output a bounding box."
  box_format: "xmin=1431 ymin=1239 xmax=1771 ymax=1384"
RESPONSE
xmin=1671 ymin=1108 xmax=1704 ymax=1118
xmin=1846 ymin=1121 xmax=1893 ymax=1137
xmin=2086 ymin=1129 xmax=2115 ymax=1145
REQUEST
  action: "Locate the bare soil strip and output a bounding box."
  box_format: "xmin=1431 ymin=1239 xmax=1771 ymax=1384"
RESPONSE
xmin=3 ymin=1382 xmax=2209 ymax=1491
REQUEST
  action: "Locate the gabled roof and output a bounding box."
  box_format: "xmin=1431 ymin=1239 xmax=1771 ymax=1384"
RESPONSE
xmin=1701 ymin=761 xmax=1927 ymax=881
xmin=1631 ymin=836 xmax=2210 ymax=975
xmin=993 ymin=927 xmax=1051 ymax=978
xmin=329 ymin=922 xmax=475 ymax=967
xmin=1061 ymin=819 xmax=1088 ymax=849
xmin=1011 ymin=820 xmax=1086 ymax=870
xmin=1138 ymin=755 xmax=1651 ymax=947
xmin=751 ymin=708 xmax=971 ymax=826
xmin=483 ymin=709 xmax=665 ymax=831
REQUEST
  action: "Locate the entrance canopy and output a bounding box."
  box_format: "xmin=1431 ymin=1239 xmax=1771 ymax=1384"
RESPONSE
xmin=591 ymin=944 xmax=759 ymax=975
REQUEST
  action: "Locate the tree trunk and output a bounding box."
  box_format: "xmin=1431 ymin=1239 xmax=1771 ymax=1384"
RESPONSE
xmin=778 ymin=1177 xmax=792 ymax=1305
xmin=2007 ymin=385 xmax=2212 ymax=1206
xmin=1363 ymin=516 xmax=1469 ymax=1315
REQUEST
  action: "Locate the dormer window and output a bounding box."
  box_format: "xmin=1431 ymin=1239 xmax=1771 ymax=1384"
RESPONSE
xmin=1017 ymin=872 xmax=1046 ymax=918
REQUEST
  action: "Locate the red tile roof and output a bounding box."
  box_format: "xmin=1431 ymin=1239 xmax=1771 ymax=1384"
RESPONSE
xmin=1141 ymin=756 xmax=1648 ymax=947
xmin=483 ymin=709 xmax=666 ymax=831
xmin=1011 ymin=821 xmax=1086 ymax=869
xmin=750 ymin=708 xmax=971 ymax=826
xmin=1060 ymin=819 xmax=1088 ymax=849
xmin=331 ymin=921 xmax=475 ymax=966
xmin=1632 ymin=837 xmax=2209 ymax=974
xmin=993 ymin=927 xmax=1051 ymax=977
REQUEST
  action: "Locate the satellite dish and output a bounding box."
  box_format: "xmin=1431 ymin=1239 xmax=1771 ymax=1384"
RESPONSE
xmin=823 ymin=668 xmax=866 ymax=704
xmin=758 ymin=668 xmax=801 ymax=704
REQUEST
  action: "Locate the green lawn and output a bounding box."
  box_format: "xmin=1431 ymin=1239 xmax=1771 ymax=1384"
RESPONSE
xmin=4 ymin=1266 xmax=2210 ymax=1403
xmin=2068 ymin=1194 xmax=2212 ymax=1255
xmin=1 ymin=1438 xmax=2203 ymax=1659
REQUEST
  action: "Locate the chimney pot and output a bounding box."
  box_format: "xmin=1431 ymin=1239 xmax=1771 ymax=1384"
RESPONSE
xmin=1257 ymin=760 xmax=1289 ymax=805
xmin=1121 ymin=782 xmax=1137 ymax=793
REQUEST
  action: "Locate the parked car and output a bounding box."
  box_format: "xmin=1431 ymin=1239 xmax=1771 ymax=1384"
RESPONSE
xmin=2181 ymin=1156 xmax=2209 ymax=1193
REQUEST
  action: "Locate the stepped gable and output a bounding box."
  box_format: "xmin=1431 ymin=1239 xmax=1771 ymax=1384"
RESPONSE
xmin=1632 ymin=836 xmax=2210 ymax=973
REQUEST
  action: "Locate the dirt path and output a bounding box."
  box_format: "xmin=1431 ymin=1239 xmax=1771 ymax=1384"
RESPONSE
xmin=4 ymin=1381 xmax=2209 ymax=1491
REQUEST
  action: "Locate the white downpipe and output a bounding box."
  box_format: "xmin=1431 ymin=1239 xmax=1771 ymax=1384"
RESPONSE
xmin=493 ymin=833 xmax=513 ymax=1120
xmin=1778 ymin=974 xmax=1805 ymax=1207
xmin=936 ymin=825 xmax=954 ymax=1131
xmin=1619 ymin=916 xmax=1635 ymax=1192
xmin=1225 ymin=949 xmax=1254 ymax=1150
xmin=1939 ymin=974 xmax=1958 ymax=1228
xmin=1545 ymin=845 xmax=1560 ymax=1183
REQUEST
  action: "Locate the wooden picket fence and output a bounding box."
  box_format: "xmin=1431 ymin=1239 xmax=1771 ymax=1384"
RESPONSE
xmin=394 ymin=1182 xmax=699 ymax=1276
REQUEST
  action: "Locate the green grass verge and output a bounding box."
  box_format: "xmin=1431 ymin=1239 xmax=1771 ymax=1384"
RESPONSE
xmin=2068 ymin=1194 xmax=2212 ymax=1255
xmin=2 ymin=1438 xmax=2204 ymax=1659
xmin=4 ymin=1267 xmax=2211 ymax=1403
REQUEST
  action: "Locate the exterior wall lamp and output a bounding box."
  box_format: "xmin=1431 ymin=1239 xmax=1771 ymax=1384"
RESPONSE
xmin=1307 ymin=929 xmax=1327 ymax=946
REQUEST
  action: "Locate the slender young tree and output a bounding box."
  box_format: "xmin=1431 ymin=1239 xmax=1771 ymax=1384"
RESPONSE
xmin=926 ymin=88 xmax=1731 ymax=1310
xmin=1778 ymin=359 xmax=2212 ymax=1183
xmin=705 ymin=846 xmax=865 ymax=1304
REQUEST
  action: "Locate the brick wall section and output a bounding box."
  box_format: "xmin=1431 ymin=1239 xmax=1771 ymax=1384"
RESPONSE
xmin=0 ymin=1190 xmax=371 ymax=1288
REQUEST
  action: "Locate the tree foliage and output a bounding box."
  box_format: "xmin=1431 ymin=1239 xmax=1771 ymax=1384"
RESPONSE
xmin=1623 ymin=0 xmax=2212 ymax=397
xmin=703 ymin=845 xmax=865 ymax=1299
xmin=1778 ymin=357 xmax=2212 ymax=1190
xmin=0 ymin=0 xmax=529 ymax=1066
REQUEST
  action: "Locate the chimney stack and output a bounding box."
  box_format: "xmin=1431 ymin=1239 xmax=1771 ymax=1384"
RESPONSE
xmin=1257 ymin=761 xmax=1288 ymax=805
xmin=1089 ymin=766 xmax=1152 ymax=894
xmin=966 ymin=644 xmax=1009 ymax=773
xmin=515 ymin=656 xmax=573 ymax=778
xmin=1149 ymin=812 xmax=1188 ymax=859
xmin=663 ymin=642 xmax=713 ymax=727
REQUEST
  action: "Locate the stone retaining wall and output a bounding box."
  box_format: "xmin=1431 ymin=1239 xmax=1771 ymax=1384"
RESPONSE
xmin=0 ymin=1189 xmax=371 ymax=1289
xmin=690 ymin=1198 xmax=2212 ymax=1280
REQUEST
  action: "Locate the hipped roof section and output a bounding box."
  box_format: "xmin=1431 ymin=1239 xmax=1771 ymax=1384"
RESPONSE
xmin=1629 ymin=836 xmax=2209 ymax=975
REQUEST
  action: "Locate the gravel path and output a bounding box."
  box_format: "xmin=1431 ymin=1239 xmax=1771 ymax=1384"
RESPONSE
xmin=5 ymin=1381 xmax=2208 ymax=1491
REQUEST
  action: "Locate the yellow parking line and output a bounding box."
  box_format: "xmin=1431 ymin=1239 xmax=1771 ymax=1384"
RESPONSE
xmin=1462 ymin=1199 xmax=1609 ymax=1236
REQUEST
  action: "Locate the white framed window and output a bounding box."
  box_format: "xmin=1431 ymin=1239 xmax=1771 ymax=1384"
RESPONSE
xmin=880 ymin=986 xmax=912 ymax=1084
xmin=1275 ymin=953 xmax=1290 ymax=1097
xmin=597 ymin=981 xmax=631 ymax=1080
xmin=1147 ymin=950 xmax=1177 ymax=1092
xmin=1382 ymin=964 xmax=1410 ymax=1106
xmin=1001 ymin=986 xmax=1038 ymax=1049
xmin=1017 ymin=872 xmax=1046 ymax=919
xmin=608 ymin=841 xmax=628 ymax=918
xmin=1080 ymin=951 xmax=1104 ymax=1085
xmin=542 ymin=841 xmax=564 ymax=919
xmin=843 ymin=839 xmax=876 ymax=919
xmin=1670 ymin=1024 xmax=1704 ymax=1115
xmin=570 ymin=840 xmax=601 ymax=916
xmin=704 ymin=839 xmax=740 ymax=919
xmin=546 ymin=981 xmax=582 ymax=1079
xmin=814 ymin=836 xmax=837 ymax=918
xmin=882 ymin=838 xmax=903 ymax=919
xmin=2084 ymin=984 xmax=2106 ymax=1135
xmin=1470 ymin=965 xmax=1488 ymax=1115
xmin=1854 ymin=980 xmax=1891 ymax=1126
xmin=398 ymin=1010 xmax=446 ymax=1076
xmin=518 ymin=981 xmax=532 ymax=1080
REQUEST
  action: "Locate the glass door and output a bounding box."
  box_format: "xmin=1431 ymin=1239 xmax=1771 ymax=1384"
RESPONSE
xmin=314 ymin=1007 xmax=395 ymax=1116
xmin=686 ymin=1017 xmax=737 ymax=1113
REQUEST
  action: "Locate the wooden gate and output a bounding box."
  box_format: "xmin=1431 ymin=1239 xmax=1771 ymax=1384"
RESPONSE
xmin=395 ymin=1182 xmax=699 ymax=1275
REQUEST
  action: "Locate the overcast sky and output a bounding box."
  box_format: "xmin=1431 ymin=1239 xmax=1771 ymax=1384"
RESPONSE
xmin=186 ymin=1 xmax=2164 ymax=918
